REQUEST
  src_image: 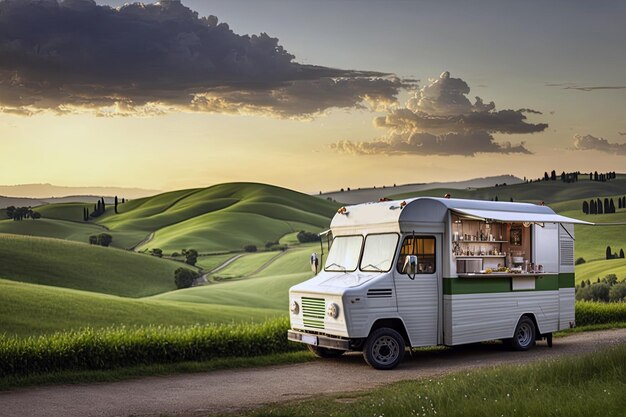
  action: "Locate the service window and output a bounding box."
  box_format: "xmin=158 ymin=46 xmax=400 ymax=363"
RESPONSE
xmin=396 ymin=235 xmax=436 ymax=274
xmin=360 ymin=233 xmax=399 ymax=272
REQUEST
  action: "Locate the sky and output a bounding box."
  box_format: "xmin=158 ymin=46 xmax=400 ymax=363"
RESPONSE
xmin=0 ymin=0 xmax=625 ymax=194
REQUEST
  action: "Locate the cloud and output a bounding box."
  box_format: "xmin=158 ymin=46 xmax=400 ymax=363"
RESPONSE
xmin=332 ymin=71 xmax=547 ymax=156
xmin=573 ymin=134 xmax=626 ymax=155
xmin=0 ymin=0 xmax=406 ymax=117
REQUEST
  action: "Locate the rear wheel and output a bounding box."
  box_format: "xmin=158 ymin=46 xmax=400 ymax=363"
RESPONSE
xmin=363 ymin=328 xmax=405 ymax=370
xmin=307 ymin=345 xmax=345 ymax=358
xmin=510 ymin=316 xmax=536 ymax=351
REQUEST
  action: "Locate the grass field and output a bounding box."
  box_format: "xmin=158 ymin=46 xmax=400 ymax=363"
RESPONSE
xmin=576 ymin=259 xmax=626 ymax=284
xmin=210 ymin=251 xmax=283 ymax=280
xmin=0 ymin=279 xmax=281 ymax=337
xmin=241 ymin=344 xmax=626 ymax=417
xmin=0 ymin=234 xmax=193 ymax=297
xmin=32 ymin=202 xmax=92 ymax=222
xmin=94 ymin=183 xmax=337 ymax=254
xmin=195 ymin=253 xmax=239 ymax=271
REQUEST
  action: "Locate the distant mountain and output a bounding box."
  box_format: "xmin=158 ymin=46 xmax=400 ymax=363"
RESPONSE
xmin=319 ymin=175 xmax=523 ymax=205
xmin=0 ymin=184 xmax=159 ymax=199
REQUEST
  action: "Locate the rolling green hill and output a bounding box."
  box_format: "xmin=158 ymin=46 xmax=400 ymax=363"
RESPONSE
xmin=0 ymin=278 xmax=280 ymax=337
xmin=387 ymin=175 xmax=626 ymax=205
xmin=0 ymin=234 xmax=194 ymax=297
xmin=33 ymin=202 xmax=92 ymax=222
xmin=576 ymin=259 xmax=626 ymax=285
xmin=96 ymin=182 xmax=337 ymax=253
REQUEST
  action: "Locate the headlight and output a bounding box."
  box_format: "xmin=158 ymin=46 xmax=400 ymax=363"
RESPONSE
xmin=290 ymin=300 xmax=299 ymax=314
xmin=326 ymin=302 xmax=339 ymax=319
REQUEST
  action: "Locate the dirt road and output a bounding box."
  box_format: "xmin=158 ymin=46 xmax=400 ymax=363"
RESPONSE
xmin=2 ymin=329 xmax=626 ymax=417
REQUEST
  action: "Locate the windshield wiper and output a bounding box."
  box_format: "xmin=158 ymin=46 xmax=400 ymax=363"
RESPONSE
xmin=326 ymin=262 xmax=347 ymax=272
xmin=361 ymin=263 xmax=383 ymax=271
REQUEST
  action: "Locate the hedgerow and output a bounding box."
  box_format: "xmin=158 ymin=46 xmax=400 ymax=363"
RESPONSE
xmin=575 ymin=300 xmax=626 ymax=326
xmin=0 ymin=317 xmax=301 ymax=376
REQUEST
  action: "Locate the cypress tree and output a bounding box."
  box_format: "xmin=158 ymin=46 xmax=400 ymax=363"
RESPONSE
xmin=597 ymin=199 xmax=603 ymax=214
xmin=604 ymin=198 xmax=610 ymax=213
xmin=114 ymin=196 xmax=118 ymax=214
xmin=606 ymin=245 xmax=613 ymax=260
xmin=582 ymin=200 xmax=589 ymax=214
xmin=610 ymin=198 xmax=616 ymax=213
xmin=620 ymin=249 xmax=625 ymax=259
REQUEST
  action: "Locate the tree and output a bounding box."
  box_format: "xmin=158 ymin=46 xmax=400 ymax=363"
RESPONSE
xmin=582 ymin=201 xmax=589 ymax=214
xmin=89 ymin=235 xmax=98 ymax=245
xmin=150 ymin=248 xmax=163 ymax=257
xmin=590 ymin=283 xmax=610 ymax=302
xmin=244 ymin=245 xmax=257 ymax=253
xmin=114 ymin=196 xmax=119 ymax=214
xmin=174 ymin=268 xmax=198 ymax=289
xmin=580 ymin=280 xmax=586 ymax=288
xmin=575 ymin=257 xmax=586 ymax=265
xmin=31 ymin=211 xmax=41 ymax=219
xmin=609 ymin=283 xmax=626 ymax=302
xmin=610 ymin=198 xmax=616 ymax=213
xmin=297 ymin=230 xmax=320 ymax=243
xmin=621 ymin=249 xmax=625 ymax=259
xmin=182 ymin=249 xmax=198 ymax=266
xmin=604 ymin=198 xmax=610 ymax=214
xmin=597 ymin=198 xmax=603 ymax=214
xmin=550 ymin=170 xmax=556 ymax=181
xmin=590 ymin=199 xmax=597 ymax=214
xmin=606 ymin=245 xmax=613 ymax=260
xmin=544 ymin=172 xmax=549 ymax=181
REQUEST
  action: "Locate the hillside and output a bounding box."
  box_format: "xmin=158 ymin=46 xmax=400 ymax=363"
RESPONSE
xmin=0 ymin=278 xmax=279 ymax=337
xmin=0 ymin=234 xmax=192 ymax=297
xmin=386 ymin=175 xmax=626 ymax=204
xmin=96 ymin=182 xmax=337 ymax=253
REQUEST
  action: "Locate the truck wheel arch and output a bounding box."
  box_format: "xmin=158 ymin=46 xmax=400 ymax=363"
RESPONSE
xmin=513 ymin=313 xmax=541 ymax=337
xmin=368 ymin=318 xmax=411 ymax=346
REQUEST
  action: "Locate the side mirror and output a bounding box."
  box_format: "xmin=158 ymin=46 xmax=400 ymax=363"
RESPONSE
xmin=403 ymin=255 xmax=418 ymax=279
xmin=310 ymin=253 xmax=319 ymax=274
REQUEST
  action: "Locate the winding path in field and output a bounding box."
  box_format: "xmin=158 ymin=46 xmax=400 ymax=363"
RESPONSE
xmin=2 ymin=329 xmax=626 ymax=417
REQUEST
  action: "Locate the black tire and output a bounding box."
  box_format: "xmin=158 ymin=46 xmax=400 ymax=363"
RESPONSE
xmin=363 ymin=328 xmax=405 ymax=370
xmin=307 ymin=345 xmax=345 ymax=358
xmin=510 ymin=316 xmax=536 ymax=351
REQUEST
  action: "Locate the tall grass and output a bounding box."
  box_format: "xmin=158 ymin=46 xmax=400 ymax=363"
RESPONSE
xmin=0 ymin=318 xmax=300 ymax=377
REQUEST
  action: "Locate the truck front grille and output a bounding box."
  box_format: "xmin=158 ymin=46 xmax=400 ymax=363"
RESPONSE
xmin=301 ymin=297 xmax=325 ymax=329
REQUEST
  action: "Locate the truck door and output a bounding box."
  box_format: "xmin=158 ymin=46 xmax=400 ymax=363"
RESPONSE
xmin=393 ymin=234 xmax=442 ymax=347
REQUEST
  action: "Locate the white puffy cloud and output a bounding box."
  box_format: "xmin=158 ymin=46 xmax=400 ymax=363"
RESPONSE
xmin=332 ymin=71 xmax=548 ymax=156
xmin=573 ymin=134 xmax=626 ymax=155
xmin=0 ymin=0 xmax=406 ymax=117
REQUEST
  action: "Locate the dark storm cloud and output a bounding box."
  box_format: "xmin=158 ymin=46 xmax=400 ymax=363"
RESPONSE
xmin=332 ymin=72 xmax=547 ymax=157
xmin=0 ymin=0 xmax=406 ymax=117
xmin=573 ymin=134 xmax=626 ymax=155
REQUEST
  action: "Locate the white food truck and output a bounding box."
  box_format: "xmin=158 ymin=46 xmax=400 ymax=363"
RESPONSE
xmin=287 ymin=197 xmax=590 ymax=369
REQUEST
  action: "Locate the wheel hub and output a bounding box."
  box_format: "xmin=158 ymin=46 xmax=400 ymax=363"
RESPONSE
xmin=372 ymin=336 xmax=399 ymax=364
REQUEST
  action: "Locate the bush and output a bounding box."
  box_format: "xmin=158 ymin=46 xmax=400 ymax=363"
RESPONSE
xmin=0 ymin=318 xmax=300 ymax=377
xmin=576 ymin=301 xmax=626 ymax=326
xmin=97 ymin=233 xmax=113 ymax=247
xmin=590 ymin=283 xmax=611 ymax=302
xmin=182 ymin=249 xmax=198 ymax=266
xmin=244 ymin=245 xmax=257 ymax=253
xmin=609 ymin=283 xmax=626 ymax=302
xmin=88 ymin=235 xmax=98 ymax=245
xmin=265 ymin=241 xmax=279 ymax=249
xmin=150 ymin=248 xmax=163 ymax=258
xmin=174 ymin=267 xmax=198 ymax=289
xmin=297 ymin=230 xmax=320 ymax=243
xmin=575 ymin=257 xmax=586 ymax=265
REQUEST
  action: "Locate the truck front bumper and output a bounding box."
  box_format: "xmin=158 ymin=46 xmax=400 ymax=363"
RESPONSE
xmin=287 ymin=329 xmax=350 ymax=351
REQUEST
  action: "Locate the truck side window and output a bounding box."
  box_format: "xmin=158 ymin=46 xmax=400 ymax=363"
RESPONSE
xmin=396 ymin=236 xmax=436 ymax=274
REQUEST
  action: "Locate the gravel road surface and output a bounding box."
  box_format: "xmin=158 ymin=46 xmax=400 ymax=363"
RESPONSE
xmin=2 ymin=328 xmax=626 ymax=417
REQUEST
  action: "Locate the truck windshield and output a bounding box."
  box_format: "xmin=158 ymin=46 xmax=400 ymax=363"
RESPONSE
xmin=324 ymin=235 xmax=363 ymax=272
xmin=360 ymin=233 xmax=399 ymax=272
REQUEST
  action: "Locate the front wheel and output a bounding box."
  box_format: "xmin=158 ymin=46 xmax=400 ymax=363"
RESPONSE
xmin=363 ymin=328 xmax=405 ymax=370
xmin=307 ymin=345 xmax=345 ymax=358
xmin=510 ymin=316 xmax=536 ymax=351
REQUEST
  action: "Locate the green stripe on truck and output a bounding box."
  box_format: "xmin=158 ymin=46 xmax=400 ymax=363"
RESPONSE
xmin=444 ymin=273 xmax=575 ymax=295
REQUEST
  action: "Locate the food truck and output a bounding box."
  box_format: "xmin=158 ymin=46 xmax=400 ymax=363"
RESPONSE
xmin=287 ymin=197 xmax=591 ymax=369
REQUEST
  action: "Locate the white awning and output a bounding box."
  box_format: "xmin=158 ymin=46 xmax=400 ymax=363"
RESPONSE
xmin=452 ymin=208 xmax=593 ymax=225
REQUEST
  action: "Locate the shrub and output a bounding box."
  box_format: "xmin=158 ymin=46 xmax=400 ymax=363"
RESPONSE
xmin=244 ymin=245 xmax=257 ymax=253
xmin=0 ymin=318 xmax=300 ymax=377
xmin=609 ymin=283 xmax=626 ymax=302
xmin=575 ymin=257 xmax=586 ymax=265
xmin=174 ymin=267 xmax=198 ymax=289
xmin=590 ymin=283 xmax=611 ymax=302
xmin=576 ymin=301 xmax=626 ymax=326
xmin=171 ymin=252 xmax=180 ymax=257
xmin=150 ymin=248 xmax=163 ymax=258
xmin=88 ymin=235 xmax=98 ymax=245
xmin=297 ymin=230 xmax=320 ymax=243
xmin=265 ymin=241 xmax=279 ymax=249
xmin=576 ymin=286 xmax=592 ymax=301
xmin=182 ymin=249 xmax=198 ymax=266
xmin=97 ymin=233 xmax=113 ymax=247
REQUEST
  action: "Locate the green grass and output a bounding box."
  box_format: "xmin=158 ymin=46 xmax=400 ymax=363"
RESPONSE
xmin=0 ymin=317 xmax=300 ymax=377
xmin=575 ymin=301 xmax=626 ymax=326
xmin=0 ymin=278 xmax=281 ymax=337
xmin=96 ymin=183 xmax=337 ymax=254
xmin=152 ymin=245 xmax=317 ymax=309
xmin=211 ymin=251 xmax=283 ymax=280
xmin=0 ymin=234 xmax=194 ymax=297
xmin=0 ymin=218 xmax=106 ymax=244
xmin=575 ymin=259 xmax=626 ymax=284
xmin=33 ymin=202 xmax=92 ymax=222
xmin=0 ymin=351 xmax=314 ymax=391
xmin=195 ymin=253 xmax=239 ymax=271
xmin=239 ymin=344 xmax=626 ymax=417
